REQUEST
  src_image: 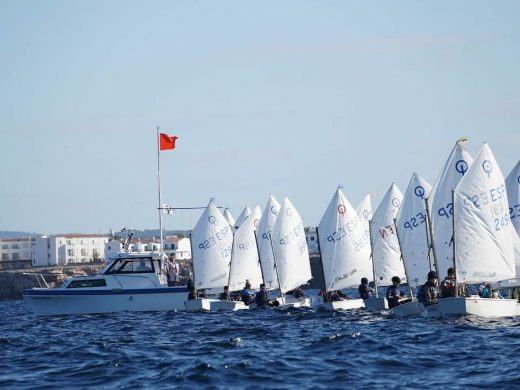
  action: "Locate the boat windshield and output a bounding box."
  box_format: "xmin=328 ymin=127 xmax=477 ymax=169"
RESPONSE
xmin=105 ymin=257 xmax=155 ymax=274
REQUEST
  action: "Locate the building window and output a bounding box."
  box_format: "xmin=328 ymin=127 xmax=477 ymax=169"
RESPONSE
xmin=12 ymin=253 xmax=20 ymax=260
xmin=66 ymin=240 xmax=71 ymax=245
xmin=1 ymin=245 xmax=8 ymax=249
xmin=81 ymin=249 xmax=89 ymax=256
xmin=310 ymin=237 xmax=315 ymax=241
xmin=11 ymin=244 xmax=20 ymax=249
xmin=67 ymin=249 xmax=74 ymax=256
xmin=2 ymin=254 xmax=8 ymax=261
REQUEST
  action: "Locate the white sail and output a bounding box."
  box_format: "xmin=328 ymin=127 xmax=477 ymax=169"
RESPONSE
xmin=256 ymin=195 xmax=281 ymax=290
xmin=228 ymin=205 xmax=263 ymax=291
xmin=318 ymin=188 xmax=372 ymax=290
xmin=272 ymin=197 xmax=312 ymax=293
xmin=356 ymin=193 xmax=374 ymax=282
xmin=233 ymin=205 xmax=251 ymax=231
xmin=506 ymin=160 xmax=520 ymax=277
xmin=454 ymin=143 xmax=516 ymax=284
xmin=223 ymin=208 xmax=236 ymax=227
xmin=429 ymin=140 xmax=473 ymax=280
xmin=396 ymin=173 xmax=433 ymax=288
xmin=506 ymin=160 xmax=520 ymax=236
xmin=191 ymin=200 xmax=234 ymax=290
xmin=370 ymin=183 xmax=406 ymax=286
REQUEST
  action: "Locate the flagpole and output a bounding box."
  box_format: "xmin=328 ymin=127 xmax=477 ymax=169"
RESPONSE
xmin=157 ymin=126 xmax=164 ymax=262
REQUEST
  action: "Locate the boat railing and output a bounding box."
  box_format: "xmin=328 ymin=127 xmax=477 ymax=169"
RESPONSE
xmin=22 ymin=273 xmax=50 ymax=288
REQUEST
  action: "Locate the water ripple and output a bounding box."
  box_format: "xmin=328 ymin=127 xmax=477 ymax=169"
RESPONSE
xmin=1 ymin=296 xmax=520 ymax=389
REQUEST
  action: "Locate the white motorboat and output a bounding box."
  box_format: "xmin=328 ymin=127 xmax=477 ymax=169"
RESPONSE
xmin=23 ymin=254 xmax=188 ymax=316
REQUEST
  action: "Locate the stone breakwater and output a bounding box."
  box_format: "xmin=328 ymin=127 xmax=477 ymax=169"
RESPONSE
xmin=0 ymin=256 xmax=325 ymax=300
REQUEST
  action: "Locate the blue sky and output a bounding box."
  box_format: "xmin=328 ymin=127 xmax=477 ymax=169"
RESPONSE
xmin=1 ymin=1 xmax=519 ymax=234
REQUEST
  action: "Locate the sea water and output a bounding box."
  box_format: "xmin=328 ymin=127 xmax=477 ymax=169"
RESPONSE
xmin=1 ymin=295 xmax=519 ymax=389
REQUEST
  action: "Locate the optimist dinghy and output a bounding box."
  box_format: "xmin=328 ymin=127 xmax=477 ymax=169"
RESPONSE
xmin=437 ymin=143 xmax=519 ymax=317
xmin=270 ymin=197 xmax=313 ymax=308
xmin=186 ymin=199 xmax=234 ymax=311
xmin=365 ymin=183 xmax=405 ymax=311
xmin=316 ymin=187 xmax=371 ymax=311
xmin=392 ymin=173 xmax=440 ymax=318
xmin=211 ymin=205 xmax=263 ymax=311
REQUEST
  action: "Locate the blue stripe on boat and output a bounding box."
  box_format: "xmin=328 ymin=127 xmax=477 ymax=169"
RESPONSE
xmin=23 ymin=287 xmax=189 ymax=296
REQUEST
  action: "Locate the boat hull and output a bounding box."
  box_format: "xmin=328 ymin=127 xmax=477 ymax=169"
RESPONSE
xmin=184 ymin=298 xmax=219 ymax=311
xmin=323 ymin=299 xmax=365 ymax=311
xmin=209 ymin=300 xmax=249 ymax=311
xmin=277 ymin=296 xmax=311 ymax=308
xmin=438 ymin=297 xmax=519 ymax=318
xmin=364 ymin=297 xmax=389 ymax=311
xmin=23 ymin=287 xmax=188 ymax=316
xmin=391 ymin=300 xmax=423 ymax=318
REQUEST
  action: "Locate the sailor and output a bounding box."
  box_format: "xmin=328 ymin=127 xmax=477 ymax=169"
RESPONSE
xmin=165 ymin=255 xmax=181 ymax=286
xmin=292 ymin=287 xmax=305 ymax=299
xmin=254 ymin=283 xmax=270 ymax=307
xmin=241 ymin=280 xmax=255 ymax=305
xmin=358 ymin=277 xmax=374 ymax=300
xmin=219 ymin=286 xmax=230 ymax=301
xmin=422 ymin=271 xmax=441 ymax=306
xmin=386 ymin=276 xmax=405 ymax=309
xmin=441 ymin=267 xmax=456 ymax=298
xmin=478 ymin=284 xmax=491 ymax=298
xmin=513 ymin=287 xmax=520 ymax=303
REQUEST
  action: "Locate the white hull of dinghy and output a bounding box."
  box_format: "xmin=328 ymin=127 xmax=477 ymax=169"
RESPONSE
xmin=323 ymin=299 xmax=365 ymax=311
xmin=438 ymin=297 xmax=519 ymax=318
xmin=184 ymin=298 xmax=219 ymax=311
xmin=363 ymin=297 xmax=388 ymax=311
xmin=277 ymin=296 xmax=311 ymax=308
xmin=23 ymin=287 xmax=189 ymax=316
xmin=391 ymin=300 xmax=423 ymax=318
xmin=209 ymin=300 xmax=249 ymax=311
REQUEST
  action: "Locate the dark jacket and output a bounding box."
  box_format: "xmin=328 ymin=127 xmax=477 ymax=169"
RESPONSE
xmin=219 ymin=292 xmax=229 ymax=301
xmin=359 ymin=283 xmax=372 ymax=300
xmin=423 ymin=281 xmax=440 ymax=306
xmin=386 ymin=285 xmax=403 ymax=309
xmin=441 ymin=277 xmax=456 ymax=298
xmin=255 ymin=290 xmax=269 ymax=307
xmin=241 ymin=288 xmax=255 ymax=305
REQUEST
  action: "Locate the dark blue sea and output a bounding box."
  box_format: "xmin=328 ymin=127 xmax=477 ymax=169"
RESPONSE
xmin=2 ymin=294 xmax=520 ymax=389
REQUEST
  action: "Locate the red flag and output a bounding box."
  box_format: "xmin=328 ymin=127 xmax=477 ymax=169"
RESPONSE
xmin=159 ymin=133 xmax=178 ymax=151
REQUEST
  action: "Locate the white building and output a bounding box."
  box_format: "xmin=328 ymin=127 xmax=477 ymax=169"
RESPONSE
xmin=32 ymin=234 xmax=109 ymax=267
xmin=0 ymin=238 xmax=33 ymax=269
xmin=305 ymin=227 xmax=319 ymax=255
xmin=104 ymin=236 xmax=191 ymax=261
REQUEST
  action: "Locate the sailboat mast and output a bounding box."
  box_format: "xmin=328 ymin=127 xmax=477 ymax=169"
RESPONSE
xmin=253 ymin=231 xmax=266 ymax=286
xmin=268 ymin=232 xmax=284 ymax=300
xmin=315 ymin=227 xmax=328 ymax=292
xmin=424 ymin=197 xmax=440 ymax=278
xmin=368 ymin=219 xmax=379 ymax=298
xmin=394 ymin=219 xmax=414 ymax=301
xmin=189 ymin=233 xmax=196 ymax=297
xmin=156 ymin=126 xmax=164 ymax=263
xmin=451 ymin=190 xmax=458 ymax=298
